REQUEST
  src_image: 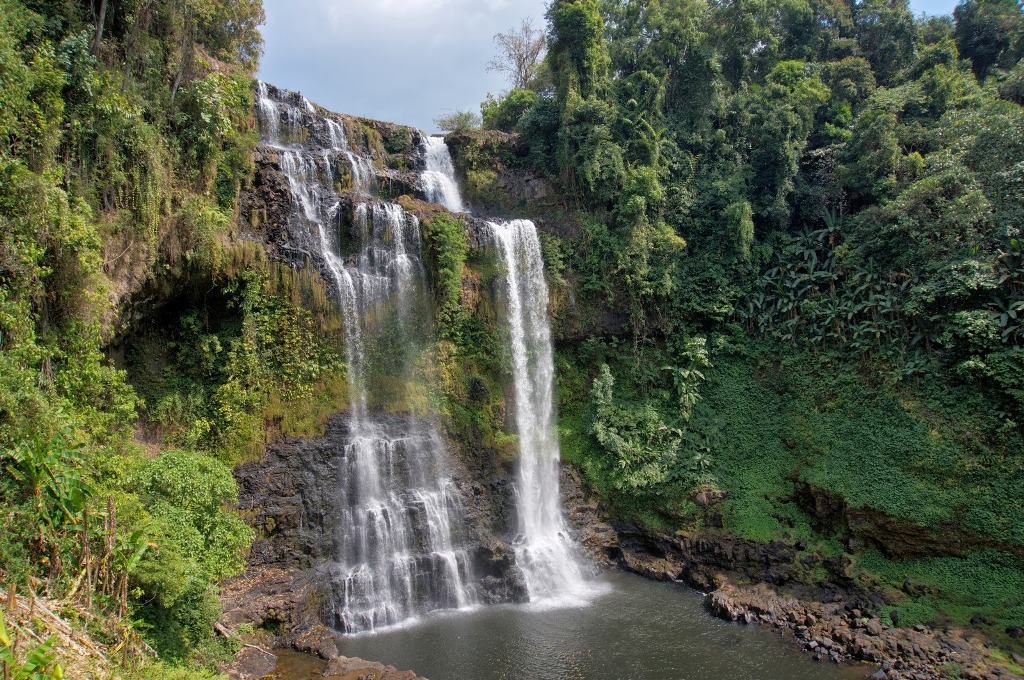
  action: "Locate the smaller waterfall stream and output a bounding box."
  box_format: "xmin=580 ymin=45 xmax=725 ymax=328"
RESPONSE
xmin=420 ymin=136 xmax=465 ymax=213
xmin=489 ymin=219 xmax=593 ymax=603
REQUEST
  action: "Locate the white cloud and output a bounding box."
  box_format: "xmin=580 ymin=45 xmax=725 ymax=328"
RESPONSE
xmin=258 ymin=0 xmax=547 ymax=130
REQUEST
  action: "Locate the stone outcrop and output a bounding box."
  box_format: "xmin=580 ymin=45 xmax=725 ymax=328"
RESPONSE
xmin=224 ymin=413 xmax=528 ymax=654
xmin=444 ymin=129 xmax=556 ymax=213
xmin=612 ymin=524 xmax=808 ymax=591
xmin=706 ymin=585 xmax=1022 ymax=680
xmin=240 ymin=149 xmax=424 ymax=269
xmin=559 ymin=464 xmax=621 ymax=566
xmin=322 ymin=655 xmax=425 ymax=680
xmin=221 ymin=644 xmax=278 ymax=680
xmin=796 ymin=483 xmax=1024 ymax=560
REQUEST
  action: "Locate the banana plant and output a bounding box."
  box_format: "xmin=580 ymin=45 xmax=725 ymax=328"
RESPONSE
xmin=996 ymin=237 xmax=1023 ymax=286
xmin=822 ymin=206 xmax=842 ymax=240
xmin=0 ymin=612 xmax=64 ymax=680
xmin=990 ymin=295 xmax=1024 ymax=342
xmin=2 ymin=429 xmax=93 ymax=550
xmin=690 ymin=450 xmax=713 ymax=473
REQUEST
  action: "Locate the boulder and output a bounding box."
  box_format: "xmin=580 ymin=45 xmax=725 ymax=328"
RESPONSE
xmin=221 ymin=645 xmax=278 ymax=680
xmin=694 ymin=486 xmax=728 ymax=507
xmin=322 ymin=656 xmax=424 ymax=680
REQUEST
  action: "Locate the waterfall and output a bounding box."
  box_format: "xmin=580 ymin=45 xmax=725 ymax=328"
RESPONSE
xmin=488 ymin=219 xmax=593 ymax=603
xmin=255 ymin=82 xmax=475 ymax=633
xmin=420 ymin=136 xmax=465 ymax=213
xmin=415 ymin=138 xmax=593 ymax=601
xmin=257 ymin=81 xmax=377 ymax=193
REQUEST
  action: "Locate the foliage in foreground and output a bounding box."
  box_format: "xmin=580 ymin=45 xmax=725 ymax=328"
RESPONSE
xmin=0 ymin=0 xmax=320 ymax=673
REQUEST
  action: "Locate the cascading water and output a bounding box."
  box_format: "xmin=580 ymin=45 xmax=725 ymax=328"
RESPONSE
xmin=420 ymin=136 xmax=465 ymax=213
xmin=489 ymin=219 xmax=593 ymax=603
xmin=416 ymin=114 xmax=595 ymax=604
xmin=254 ymin=82 xmax=475 ymax=633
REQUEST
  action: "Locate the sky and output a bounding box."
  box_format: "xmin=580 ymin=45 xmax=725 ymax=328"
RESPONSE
xmin=256 ymin=0 xmax=959 ymax=133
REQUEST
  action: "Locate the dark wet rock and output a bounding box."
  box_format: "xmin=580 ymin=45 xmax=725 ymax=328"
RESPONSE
xmin=823 ymin=554 xmax=855 ymax=581
xmin=559 ymin=464 xmax=620 ymax=566
xmin=472 ymin=542 xmax=529 ymax=604
xmin=239 ymin=146 xmax=306 ymax=264
xmin=611 ymin=524 xmax=799 ymax=591
xmin=235 ymin=420 xmax=348 ymax=569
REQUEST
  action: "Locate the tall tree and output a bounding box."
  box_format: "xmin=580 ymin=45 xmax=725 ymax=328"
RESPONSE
xmin=854 ymin=0 xmax=916 ymax=85
xmin=192 ymin=0 xmax=266 ymax=71
xmin=547 ymin=0 xmax=610 ymax=101
xmin=487 ymin=18 xmax=547 ymax=90
xmin=954 ymin=0 xmax=1024 ymax=77
xmin=91 ymin=0 xmax=107 ymax=55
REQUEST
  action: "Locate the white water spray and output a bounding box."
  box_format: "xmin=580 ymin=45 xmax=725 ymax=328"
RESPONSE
xmin=489 ymin=219 xmax=595 ymax=604
xmin=420 ymin=136 xmax=465 ymax=213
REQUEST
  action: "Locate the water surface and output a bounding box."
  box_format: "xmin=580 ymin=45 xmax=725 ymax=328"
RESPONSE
xmin=272 ymin=570 xmax=874 ymax=680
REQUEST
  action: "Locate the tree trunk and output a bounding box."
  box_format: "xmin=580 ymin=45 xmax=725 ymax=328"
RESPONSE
xmin=122 ymin=0 xmax=158 ymax=84
xmin=91 ymin=0 xmax=108 ymax=57
xmin=170 ymin=8 xmax=194 ymax=105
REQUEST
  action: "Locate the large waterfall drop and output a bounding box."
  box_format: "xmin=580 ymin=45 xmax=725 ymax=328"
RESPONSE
xmin=489 ymin=219 xmax=593 ymax=602
xmin=255 ymin=82 xmax=475 ymax=633
xmin=416 ymin=134 xmax=593 ymax=600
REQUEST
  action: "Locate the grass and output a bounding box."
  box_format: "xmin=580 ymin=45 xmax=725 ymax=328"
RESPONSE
xmin=555 ymin=338 xmax=1024 ymax=640
xmin=858 ymin=548 xmax=1024 ymax=650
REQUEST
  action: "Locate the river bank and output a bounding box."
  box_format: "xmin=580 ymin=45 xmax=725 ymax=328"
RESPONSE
xmin=558 ymin=465 xmax=1023 ymax=680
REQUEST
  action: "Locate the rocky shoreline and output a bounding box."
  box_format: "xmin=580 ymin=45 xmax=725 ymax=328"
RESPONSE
xmin=557 ymin=466 xmax=1023 ymax=680
xmin=220 ymin=453 xmax=1022 ymax=680
xmin=706 ymin=584 xmax=1020 ymax=680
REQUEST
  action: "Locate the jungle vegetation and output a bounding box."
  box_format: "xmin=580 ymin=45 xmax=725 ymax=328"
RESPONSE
xmin=3 ymin=0 xmax=1024 ymax=675
xmin=0 ymin=0 xmax=348 ymax=676
xmin=473 ymin=0 xmax=1024 ymax=653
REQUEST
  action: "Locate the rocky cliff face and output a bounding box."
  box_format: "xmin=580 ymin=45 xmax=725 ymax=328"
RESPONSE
xmin=221 ymin=90 xmax=529 ymax=651
xmin=226 ymin=412 xmax=528 ymax=642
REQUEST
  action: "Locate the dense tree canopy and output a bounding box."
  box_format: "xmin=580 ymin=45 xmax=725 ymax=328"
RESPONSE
xmin=478 ymin=0 xmax=1024 ymax=649
xmin=0 ymin=0 xmax=275 ymax=675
